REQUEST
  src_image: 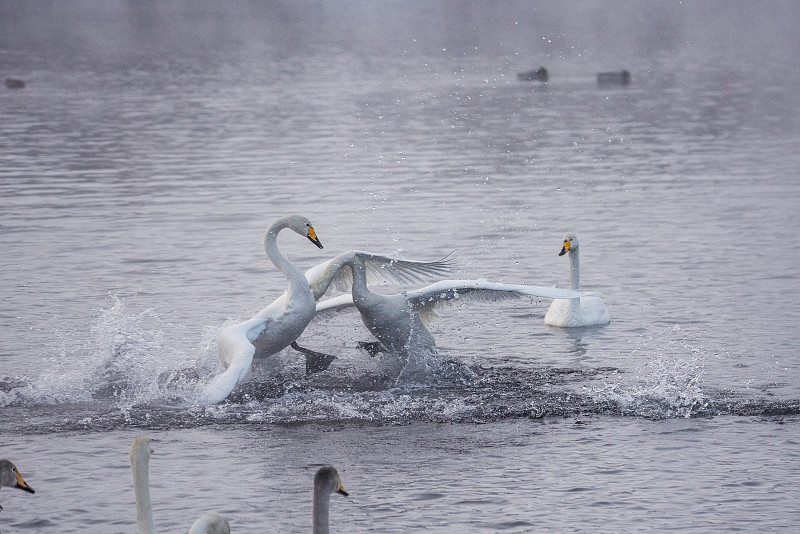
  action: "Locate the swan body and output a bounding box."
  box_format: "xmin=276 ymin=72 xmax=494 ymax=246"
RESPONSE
xmin=313 ymin=466 xmax=348 ymax=534
xmin=130 ymin=438 xmax=230 ymax=534
xmin=0 ymin=459 xmax=35 ymax=511
xmin=313 ymin=254 xmax=591 ymax=382
xmin=544 ymin=233 xmax=610 ymax=327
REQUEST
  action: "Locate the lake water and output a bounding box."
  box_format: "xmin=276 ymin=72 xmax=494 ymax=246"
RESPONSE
xmin=1 ymin=3 xmax=799 ymax=532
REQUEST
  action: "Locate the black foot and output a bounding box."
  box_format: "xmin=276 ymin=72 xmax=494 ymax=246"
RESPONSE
xmin=356 ymin=341 xmax=386 ymax=357
xmin=291 ymin=341 xmax=337 ymax=376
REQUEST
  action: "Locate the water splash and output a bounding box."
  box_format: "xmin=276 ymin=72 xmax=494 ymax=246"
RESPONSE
xmin=0 ymin=296 xmax=221 ymax=410
xmin=586 ymin=326 xmax=710 ymax=418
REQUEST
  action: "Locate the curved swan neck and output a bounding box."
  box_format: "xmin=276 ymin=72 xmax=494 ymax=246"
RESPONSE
xmin=265 ymin=219 xmax=303 ymax=280
xmin=312 ymin=489 xmax=331 ymax=534
xmin=131 ymin=452 xmax=157 ymax=534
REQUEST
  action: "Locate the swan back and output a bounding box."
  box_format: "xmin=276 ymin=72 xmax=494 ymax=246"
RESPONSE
xmin=0 ymin=459 xmax=35 ymax=494
xmin=188 ymin=512 xmax=231 ymax=534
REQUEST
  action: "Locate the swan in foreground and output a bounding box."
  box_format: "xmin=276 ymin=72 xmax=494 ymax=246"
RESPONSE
xmin=0 ymin=459 xmax=35 ymax=511
xmin=544 ymin=233 xmax=610 ymax=327
xmin=308 ymin=253 xmax=592 ymax=383
xmin=197 ymin=226 xmax=455 ymax=404
xmin=130 ymin=437 xmax=230 ymax=534
xmin=313 ymin=466 xmax=348 ymax=534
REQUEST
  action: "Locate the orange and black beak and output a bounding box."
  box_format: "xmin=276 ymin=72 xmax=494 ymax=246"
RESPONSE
xmin=306 ymin=225 xmax=323 ymax=249
xmin=559 ymin=239 xmax=571 ymax=256
xmin=337 ymin=477 xmax=348 ymax=497
xmin=15 ymin=469 xmax=35 ymax=494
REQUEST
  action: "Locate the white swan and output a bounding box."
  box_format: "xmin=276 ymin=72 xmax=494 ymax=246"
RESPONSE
xmin=189 ymin=512 xmax=231 ymax=534
xmin=197 ymin=215 xmax=323 ymax=405
xmin=313 ymin=466 xmax=348 ymax=534
xmin=309 ymin=252 xmax=591 ymax=383
xmin=197 ymin=241 xmax=455 ymax=404
xmin=0 ymin=459 xmax=35 ymax=511
xmin=130 ymin=437 xmax=230 ymax=534
xmin=544 ymin=233 xmax=610 ymax=327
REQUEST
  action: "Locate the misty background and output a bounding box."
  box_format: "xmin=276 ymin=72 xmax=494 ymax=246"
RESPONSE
xmin=2 ymin=1 xmax=799 ymax=71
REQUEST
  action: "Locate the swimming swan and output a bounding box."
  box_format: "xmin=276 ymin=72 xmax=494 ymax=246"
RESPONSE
xmin=313 ymin=466 xmax=348 ymax=534
xmin=544 ymin=233 xmax=610 ymax=327
xmin=0 ymin=459 xmax=35 ymax=511
xmin=189 ymin=512 xmax=232 ymax=534
xmin=310 ymin=253 xmax=591 ymax=382
xmin=197 ymin=231 xmax=455 ymax=404
xmin=130 ymin=438 xmax=230 ymax=534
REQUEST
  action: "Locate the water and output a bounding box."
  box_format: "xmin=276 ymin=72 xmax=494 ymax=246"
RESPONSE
xmin=2 ymin=3 xmax=800 ymax=532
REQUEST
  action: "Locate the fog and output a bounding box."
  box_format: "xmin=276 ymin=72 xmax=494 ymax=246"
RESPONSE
xmin=2 ymin=1 xmax=799 ymax=70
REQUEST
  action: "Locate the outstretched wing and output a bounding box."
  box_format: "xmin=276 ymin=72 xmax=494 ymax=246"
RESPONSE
xmin=305 ymin=250 xmax=455 ymax=299
xmin=405 ymin=279 xmax=592 ymax=314
xmin=314 ymin=293 xmax=356 ymax=315
xmin=195 ymin=322 xmax=256 ymax=405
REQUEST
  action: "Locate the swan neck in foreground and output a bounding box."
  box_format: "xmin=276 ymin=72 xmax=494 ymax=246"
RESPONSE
xmin=130 ymin=449 xmax=157 ymax=534
xmin=313 ymin=489 xmax=332 ymax=534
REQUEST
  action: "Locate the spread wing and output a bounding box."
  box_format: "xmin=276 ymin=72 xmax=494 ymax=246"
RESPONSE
xmin=194 ymin=321 xmax=257 ymax=405
xmin=314 ymin=293 xmax=356 ymax=315
xmin=405 ymin=279 xmax=593 ymax=314
xmin=305 ymin=250 xmax=455 ymax=299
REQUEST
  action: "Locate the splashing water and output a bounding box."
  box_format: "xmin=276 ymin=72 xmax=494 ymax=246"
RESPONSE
xmin=586 ymin=326 xmax=710 ymax=418
xmin=0 ymin=297 xmax=222 ymax=410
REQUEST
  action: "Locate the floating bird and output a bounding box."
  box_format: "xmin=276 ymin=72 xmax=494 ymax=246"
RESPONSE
xmin=517 ymin=67 xmax=549 ymax=82
xmin=0 ymin=459 xmax=35 ymax=511
xmin=544 ymin=233 xmax=610 ymax=327
xmin=306 ymin=252 xmax=591 ymax=383
xmin=597 ymin=70 xmax=631 ymax=86
xmin=313 ymin=466 xmax=348 ymax=534
xmin=130 ymin=437 xmax=230 ymax=534
xmin=189 ymin=512 xmax=232 ymax=534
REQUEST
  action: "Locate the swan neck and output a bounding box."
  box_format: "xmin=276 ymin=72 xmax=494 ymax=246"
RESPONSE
xmin=131 ymin=456 xmax=157 ymax=534
xmin=312 ymin=489 xmax=331 ymax=534
xmin=349 ymin=258 xmax=370 ymax=303
xmin=569 ymin=248 xmax=580 ymax=291
xmin=265 ymin=222 xmax=302 ymax=280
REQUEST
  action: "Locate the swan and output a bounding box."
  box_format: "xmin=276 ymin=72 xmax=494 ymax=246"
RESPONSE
xmin=197 ymin=242 xmax=454 ymax=404
xmin=130 ymin=437 xmax=230 ymax=534
xmin=544 ymin=233 xmax=610 ymax=327
xmin=307 ymin=252 xmax=591 ymax=383
xmin=0 ymin=459 xmax=35 ymax=511
xmin=197 ymin=214 xmax=323 ymax=405
xmin=189 ymin=512 xmax=231 ymax=534
xmin=313 ymin=466 xmax=348 ymax=534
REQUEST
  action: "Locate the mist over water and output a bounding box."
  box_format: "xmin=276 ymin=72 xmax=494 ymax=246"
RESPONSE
xmin=2 ymin=2 xmax=800 ymax=532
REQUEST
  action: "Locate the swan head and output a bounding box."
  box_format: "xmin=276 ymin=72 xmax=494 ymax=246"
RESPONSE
xmin=315 ymin=466 xmax=348 ymax=497
xmin=558 ymin=233 xmax=578 ymax=256
xmin=0 ymin=460 xmax=35 ymax=494
xmin=286 ymin=215 xmax=323 ymax=249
